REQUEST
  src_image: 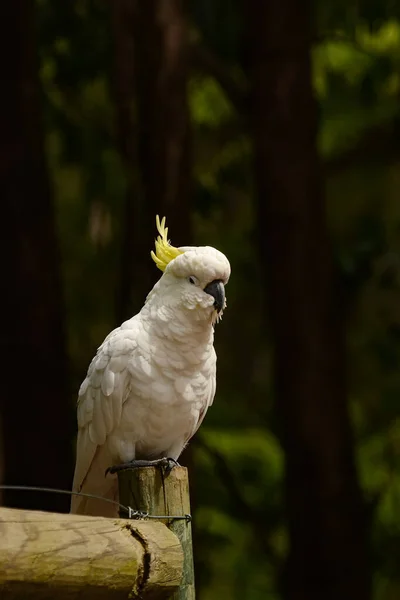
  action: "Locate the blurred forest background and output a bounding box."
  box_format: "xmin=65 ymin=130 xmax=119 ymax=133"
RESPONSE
xmin=1 ymin=0 xmax=400 ymax=599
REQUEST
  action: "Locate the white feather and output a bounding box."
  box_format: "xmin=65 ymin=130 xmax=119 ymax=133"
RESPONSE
xmin=71 ymin=245 xmax=230 ymax=516
xmin=101 ymin=366 xmax=115 ymax=397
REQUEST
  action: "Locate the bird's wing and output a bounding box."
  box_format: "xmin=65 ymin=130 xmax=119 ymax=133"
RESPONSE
xmin=71 ymin=323 xmax=139 ymax=502
xmin=188 ymin=347 xmax=217 ymax=441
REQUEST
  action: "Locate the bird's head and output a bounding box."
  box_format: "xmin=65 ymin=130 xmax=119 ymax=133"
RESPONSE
xmin=149 ymin=215 xmax=230 ymax=324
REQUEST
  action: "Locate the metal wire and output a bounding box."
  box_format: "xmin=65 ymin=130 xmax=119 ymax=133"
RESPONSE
xmin=0 ymin=485 xmax=191 ymax=522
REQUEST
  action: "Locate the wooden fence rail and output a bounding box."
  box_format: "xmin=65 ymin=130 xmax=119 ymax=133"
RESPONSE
xmin=0 ymin=467 xmax=192 ymax=599
xmin=0 ymin=507 xmax=183 ymax=599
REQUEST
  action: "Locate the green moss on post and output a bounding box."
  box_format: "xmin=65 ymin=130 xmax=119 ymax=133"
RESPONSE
xmin=118 ymin=466 xmax=195 ymax=600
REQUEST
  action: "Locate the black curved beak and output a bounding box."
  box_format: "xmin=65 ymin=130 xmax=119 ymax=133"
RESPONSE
xmin=204 ymin=279 xmax=225 ymax=313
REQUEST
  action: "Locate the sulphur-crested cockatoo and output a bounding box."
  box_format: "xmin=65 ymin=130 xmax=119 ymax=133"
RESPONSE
xmin=70 ymin=216 xmax=230 ymax=516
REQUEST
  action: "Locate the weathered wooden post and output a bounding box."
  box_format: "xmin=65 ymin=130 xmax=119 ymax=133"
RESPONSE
xmin=118 ymin=466 xmax=195 ymax=600
xmin=0 ymin=506 xmax=183 ymax=599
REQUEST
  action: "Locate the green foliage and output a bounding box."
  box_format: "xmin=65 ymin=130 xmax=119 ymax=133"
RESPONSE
xmin=316 ymin=22 xmax=400 ymax=158
xmin=194 ymin=429 xmax=284 ymax=599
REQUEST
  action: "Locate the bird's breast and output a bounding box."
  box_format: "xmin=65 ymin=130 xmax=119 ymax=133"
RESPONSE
xmin=107 ymin=331 xmax=215 ymax=462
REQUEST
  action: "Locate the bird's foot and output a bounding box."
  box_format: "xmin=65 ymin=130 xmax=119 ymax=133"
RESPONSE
xmin=105 ymin=457 xmax=180 ymax=476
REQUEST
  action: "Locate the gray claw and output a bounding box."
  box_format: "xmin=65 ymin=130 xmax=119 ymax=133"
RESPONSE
xmin=106 ymin=456 xmax=180 ymax=476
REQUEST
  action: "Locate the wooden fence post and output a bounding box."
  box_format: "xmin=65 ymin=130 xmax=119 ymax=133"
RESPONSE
xmin=118 ymin=466 xmax=195 ymax=600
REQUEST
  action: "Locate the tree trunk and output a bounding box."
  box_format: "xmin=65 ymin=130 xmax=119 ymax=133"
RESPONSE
xmin=111 ymin=0 xmax=192 ymax=321
xmin=0 ymin=0 xmax=72 ymax=512
xmin=245 ymin=2 xmax=371 ymax=599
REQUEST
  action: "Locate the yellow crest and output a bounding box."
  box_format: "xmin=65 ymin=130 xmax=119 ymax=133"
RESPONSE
xmin=150 ymin=215 xmax=183 ymax=272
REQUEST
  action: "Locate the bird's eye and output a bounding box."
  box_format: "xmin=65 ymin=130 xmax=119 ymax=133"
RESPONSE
xmin=189 ymin=276 xmax=196 ymax=285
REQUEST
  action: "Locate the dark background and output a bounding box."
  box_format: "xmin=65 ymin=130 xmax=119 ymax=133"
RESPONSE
xmin=1 ymin=1 xmax=400 ymax=599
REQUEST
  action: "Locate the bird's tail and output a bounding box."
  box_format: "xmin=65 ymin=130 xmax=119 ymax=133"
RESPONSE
xmin=70 ymin=444 xmax=119 ymax=517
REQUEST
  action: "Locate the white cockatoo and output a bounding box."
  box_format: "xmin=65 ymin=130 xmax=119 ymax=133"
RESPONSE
xmin=70 ymin=216 xmax=230 ymax=516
